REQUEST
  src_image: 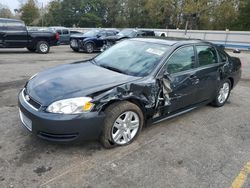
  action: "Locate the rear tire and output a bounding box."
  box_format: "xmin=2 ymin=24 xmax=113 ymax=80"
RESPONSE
xmin=36 ymin=41 xmax=50 ymax=54
xmin=100 ymin=101 xmax=144 ymax=149
xmin=212 ymin=79 xmax=231 ymax=107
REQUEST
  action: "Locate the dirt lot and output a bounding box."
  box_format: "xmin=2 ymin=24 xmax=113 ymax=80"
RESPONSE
xmin=0 ymin=46 xmax=250 ymax=188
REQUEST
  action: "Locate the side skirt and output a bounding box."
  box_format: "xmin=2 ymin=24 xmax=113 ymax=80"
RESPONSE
xmin=152 ymin=107 xmax=197 ymax=124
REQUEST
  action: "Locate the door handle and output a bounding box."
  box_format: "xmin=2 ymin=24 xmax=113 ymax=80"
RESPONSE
xmin=189 ymin=75 xmax=199 ymax=85
xmin=193 ymin=78 xmax=200 ymax=85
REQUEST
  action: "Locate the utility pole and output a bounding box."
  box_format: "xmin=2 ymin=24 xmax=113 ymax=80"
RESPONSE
xmin=41 ymin=2 xmax=44 ymax=27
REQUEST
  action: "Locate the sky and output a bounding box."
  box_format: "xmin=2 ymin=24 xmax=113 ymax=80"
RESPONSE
xmin=1 ymin=0 xmax=51 ymax=12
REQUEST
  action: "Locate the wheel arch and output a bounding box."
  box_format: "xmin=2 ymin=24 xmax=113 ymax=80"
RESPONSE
xmin=100 ymin=98 xmax=147 ymax=120
xmin=34 ymin=38 xmax=50 ymax=45
xmin=83 ymin=40 xmax=95 ymax=46
xmin=228 ymin=77 xmax=234 ymax=89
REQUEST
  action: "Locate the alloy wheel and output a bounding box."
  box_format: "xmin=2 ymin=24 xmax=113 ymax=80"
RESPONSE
xmin=40 ymin=43 xmax=48 ymax=53
xmin=218 ymin=82 xmax=230 ymax=104
xmin=111 ymin=111 xmax=140 ymax=145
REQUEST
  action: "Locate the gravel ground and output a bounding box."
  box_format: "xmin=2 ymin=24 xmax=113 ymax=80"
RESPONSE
xmin=0 ymin=46 xmax=250 ymax=188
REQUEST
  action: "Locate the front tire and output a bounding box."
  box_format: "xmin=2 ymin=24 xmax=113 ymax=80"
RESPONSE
xmin=84 ymin=42 xmax=94 ymax=53
xmin=212 ymin=79 xmax=231 ymax=107
xmin=36 ymin=41 xmax=50 ymax=54
xmin=100 ymin=101 xmax=144 ymax=149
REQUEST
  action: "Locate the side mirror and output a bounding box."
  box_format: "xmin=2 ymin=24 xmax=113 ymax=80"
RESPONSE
xmin=163 ymin=70 xmax=170 ymax=77
xmin=96 ymin=34 xmax=101 ymax=38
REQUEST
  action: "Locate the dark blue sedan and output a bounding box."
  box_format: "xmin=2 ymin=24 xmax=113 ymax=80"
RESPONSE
xmin=18 ymin=38 xmax=241 ymax=148
xmin=70 ymin=29 xmax=119 ymax=53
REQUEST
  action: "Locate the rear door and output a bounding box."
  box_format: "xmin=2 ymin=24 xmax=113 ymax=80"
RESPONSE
xmin=194 ymin=44 xmax=222 ymax=103
xmin=5 ymin=21 xmax=28 ymax=47
xmin=162 ymin=45 xmax=199 ymax=113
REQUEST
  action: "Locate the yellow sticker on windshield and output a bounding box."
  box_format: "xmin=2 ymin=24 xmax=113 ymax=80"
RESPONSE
xmin=146 ymin=48 xmax=165 ymax=56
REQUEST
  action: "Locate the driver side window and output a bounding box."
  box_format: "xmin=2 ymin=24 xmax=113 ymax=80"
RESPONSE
xmin=99 ymin=31 xmax=107 ymax=37
xmin=166 ymin=46 xmax=195 ymax=74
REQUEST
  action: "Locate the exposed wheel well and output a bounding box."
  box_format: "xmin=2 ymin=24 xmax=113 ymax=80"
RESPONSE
xmin=84 ymin=41 xmax=95 ymax=46
xmin=101 ymin=99 xmax=146 ymax=119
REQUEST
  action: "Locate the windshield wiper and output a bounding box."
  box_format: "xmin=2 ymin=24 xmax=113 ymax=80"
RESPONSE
xmin=100 ymin=64 xmax=126 ymax=74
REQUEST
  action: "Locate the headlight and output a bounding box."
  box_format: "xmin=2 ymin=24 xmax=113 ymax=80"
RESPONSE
xmin=47 ymin=97 xmax=94 ymax=114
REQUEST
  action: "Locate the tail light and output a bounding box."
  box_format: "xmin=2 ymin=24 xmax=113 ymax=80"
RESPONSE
xmin=56 ymin=32 xmax=60 ymax=40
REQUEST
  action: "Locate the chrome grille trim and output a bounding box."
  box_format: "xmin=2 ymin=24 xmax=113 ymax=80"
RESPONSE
xmin=21 ymin=89 xmax=39 ymax=111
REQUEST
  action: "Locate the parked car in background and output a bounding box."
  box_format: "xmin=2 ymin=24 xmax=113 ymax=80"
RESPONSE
xmin=70 ymin=30 xmax=84 ymax=35
xmin=27 ymin=27 xmax=50 ymax=32
xmin=155 ymin=31 xmax=168 ymax=37
xmin=70 ymin=29 xmax=119 ymax=53
xmin=0 ymin=18 xmax=59 ymax=53
xmin=18 ymin=38 xmax=241 ymax=148
xmin=102 ymin=29 xmax=155 ymax=50
xmin=49 ymin=27 xmax=71 ymax=44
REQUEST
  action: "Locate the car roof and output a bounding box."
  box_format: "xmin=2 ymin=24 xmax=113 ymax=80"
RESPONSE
xmin=0 ymin=18 xmax=23 ymax=23
xmin=131 ymin=37 xmax=212 ymax=46
xmin=49 ymin=26 xmax=68 ymax=29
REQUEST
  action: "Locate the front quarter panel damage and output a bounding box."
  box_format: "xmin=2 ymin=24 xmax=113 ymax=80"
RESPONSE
xmin=91 ymin=77 xmax=173 ymax=119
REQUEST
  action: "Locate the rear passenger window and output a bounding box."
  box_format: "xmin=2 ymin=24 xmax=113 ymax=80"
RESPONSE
xmin=166 ymin=46 xmax=195 ymax=74
xmin=6 ymin=21 xmax=25 ymax=31
xmin=218 ymin=51 xmax=228 ymax=62
xmin=197 ymin=45 xmax=218 ymax=66
xmin=62 ymin=29 xmax=69 ymax=35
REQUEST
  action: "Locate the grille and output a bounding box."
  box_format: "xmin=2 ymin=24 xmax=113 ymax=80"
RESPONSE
xmin=23 ymin=89 xmax=41 ymax=110
xmin=38 ymin=132 xmax=79 ymax=141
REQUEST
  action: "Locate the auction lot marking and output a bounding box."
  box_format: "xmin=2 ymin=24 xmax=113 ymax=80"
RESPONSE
xmin=231 ymin=162 xmax=250 ymax=188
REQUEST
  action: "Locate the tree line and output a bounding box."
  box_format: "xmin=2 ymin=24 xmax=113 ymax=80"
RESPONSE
xmin=0 ymin=0 xmax=250 ymax=31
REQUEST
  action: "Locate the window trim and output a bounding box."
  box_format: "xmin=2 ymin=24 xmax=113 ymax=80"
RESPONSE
xmin=217 ymin=49 xmax=229 ymax=63
xmin=62 ymin=29 xmax=69 ymax=35
xmin=156 ymin=44 xmax=197 ymax=76
xmin=195 ymin=44 xmax=219 ymax=67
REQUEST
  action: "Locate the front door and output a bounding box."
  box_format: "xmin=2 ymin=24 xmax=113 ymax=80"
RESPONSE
xmin=4 ymin=21 xmax=27 ymax=48
xmin=161 ymin=45 xmax=199 ymax=113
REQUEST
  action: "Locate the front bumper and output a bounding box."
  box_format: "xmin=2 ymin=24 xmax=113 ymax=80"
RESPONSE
xmin=18 ymin=90 xmax=105 ymax=142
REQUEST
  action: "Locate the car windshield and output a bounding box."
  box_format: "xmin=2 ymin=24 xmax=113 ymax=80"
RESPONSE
xmin=83 ymin=30 xmax=100 ymax=37
xmin=117 ymin=29 xmax=137 ymax=37
xmin=94 ymin=40 xmax=170 ymax=77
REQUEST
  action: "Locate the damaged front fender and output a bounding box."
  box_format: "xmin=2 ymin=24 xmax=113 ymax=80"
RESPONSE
xmin=91 ymin=76 xmax=173 ymax=118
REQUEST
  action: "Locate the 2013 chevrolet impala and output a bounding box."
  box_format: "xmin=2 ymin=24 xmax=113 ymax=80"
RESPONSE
xmin=18 ymin=38 xmax=241 ymax=148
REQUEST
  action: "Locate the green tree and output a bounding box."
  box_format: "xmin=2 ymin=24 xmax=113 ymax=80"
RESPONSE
xmin=236 ymin=0 xmax=250 ymax=30
xmin=43 ymin=0 xmax=62 ymax=26
xmin=208 ymin=0 xmax=238 ymax=30
xmin=0 ymin=4 xmax=13 ymax=18
xmin=20 ymin=0 xmax=40 ymax=25
xmin=145 ymin=0 xmax=184 ymax=29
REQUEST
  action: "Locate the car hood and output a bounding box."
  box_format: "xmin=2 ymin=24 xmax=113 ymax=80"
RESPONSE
xmin=70 ymin=34 xmax=88 ymax=39
xmin=26 ymin=61 xmax=140 ymax=106
xmin=104 ymin=35 xmax=126 ymax=41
